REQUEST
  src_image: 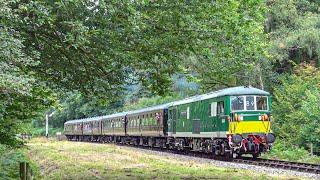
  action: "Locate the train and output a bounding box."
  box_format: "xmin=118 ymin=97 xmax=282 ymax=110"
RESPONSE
xmin=64 ymin=86 xmax=276 ymax=158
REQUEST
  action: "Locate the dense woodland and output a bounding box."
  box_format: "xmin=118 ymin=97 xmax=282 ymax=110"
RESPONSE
xmin=0 ymin=0 xmax=319 ymax=152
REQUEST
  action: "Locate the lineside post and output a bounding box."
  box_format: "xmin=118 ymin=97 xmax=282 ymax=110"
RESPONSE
xmin=20 ymin=162 xmax=26 ymax=180
xmin=45 ymin=114 xmax=49 ymax=138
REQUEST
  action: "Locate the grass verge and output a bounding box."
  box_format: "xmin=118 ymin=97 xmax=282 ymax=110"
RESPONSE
xmin=25 ymin=138 xmax=288 ymax=179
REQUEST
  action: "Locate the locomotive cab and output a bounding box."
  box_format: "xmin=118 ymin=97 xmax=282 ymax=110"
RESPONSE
xmin=226 ymin=94 xmax=275 ymax=157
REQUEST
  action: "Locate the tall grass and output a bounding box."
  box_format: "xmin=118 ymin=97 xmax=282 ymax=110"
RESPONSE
xmin=262 ymin=142 xmax=320 ymax=164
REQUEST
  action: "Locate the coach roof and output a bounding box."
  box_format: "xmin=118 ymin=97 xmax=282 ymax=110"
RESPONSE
xmin=64 ymin=112 xmax=128 ymax=125
xmin=126 ymin=103 xmax=171 ymax=115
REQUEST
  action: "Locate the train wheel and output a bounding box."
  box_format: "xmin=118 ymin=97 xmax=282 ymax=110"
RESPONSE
xmin=252 ymin=153 xmax=259 ymax=159
xmin=220 ymin=143 xmax=225 ymax=156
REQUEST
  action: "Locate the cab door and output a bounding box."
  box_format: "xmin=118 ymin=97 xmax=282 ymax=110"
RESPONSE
xmin=217 ymin=101 xmax=225 ymax=137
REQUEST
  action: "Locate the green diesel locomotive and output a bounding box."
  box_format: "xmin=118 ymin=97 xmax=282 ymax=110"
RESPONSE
xmin=64 ymin=86 xmax=275 ymax=158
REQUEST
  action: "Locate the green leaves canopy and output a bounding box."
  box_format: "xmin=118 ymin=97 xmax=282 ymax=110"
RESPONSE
xmin=272 ymin=65 xmax=320 ymax=148
xmin=267 ymin=0 xmax=320 ymax=70
xmin=183 ymin=0 xmax=269 ymax=90
xmin=0 ymin=16 xmax=54 ymax=146
xmin=1 ymin=0 xmax=269 ymax=96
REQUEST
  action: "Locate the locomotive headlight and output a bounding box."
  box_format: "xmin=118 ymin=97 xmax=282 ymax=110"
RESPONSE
xmin=235 ymin=114 xmax=241 ymax=122
xmin=266 ymin=133 xmax=276 ymax=143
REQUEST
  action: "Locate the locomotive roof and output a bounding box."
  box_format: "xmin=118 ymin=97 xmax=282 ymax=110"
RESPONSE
xmin=170 ymin=86 xmax=269 ymax=106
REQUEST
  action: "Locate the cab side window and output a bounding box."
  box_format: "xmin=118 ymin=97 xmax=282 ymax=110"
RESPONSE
xmin=217 ymin=101 xmax=225 ymax=114
xmin=209 ymin=102 xmax=217 ymax=117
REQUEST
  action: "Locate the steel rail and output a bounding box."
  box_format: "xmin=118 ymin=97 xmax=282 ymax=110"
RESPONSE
xmin=69 ymin=139 xmax=320 ymax=174
xmin=231 ymin=157 xmax=320 ymax=174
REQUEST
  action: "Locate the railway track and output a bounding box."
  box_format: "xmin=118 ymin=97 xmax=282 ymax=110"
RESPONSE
xmin=73 ymin=140 xmax=320 ymax=174
xmin=231 ymin=157 xmax=320 ymax=174
xmin=117 ymin=143 xmax=320 ymax=174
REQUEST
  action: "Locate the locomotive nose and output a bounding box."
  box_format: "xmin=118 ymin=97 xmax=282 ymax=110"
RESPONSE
xmin=266 ymin=133 xmax=276 ymax=143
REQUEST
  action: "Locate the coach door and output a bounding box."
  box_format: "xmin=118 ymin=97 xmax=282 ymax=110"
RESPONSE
xmin=172 ymin=107 xmax=177 ymax=134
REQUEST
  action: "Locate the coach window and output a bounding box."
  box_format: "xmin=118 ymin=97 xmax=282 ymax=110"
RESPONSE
xmin=231 ymin=96 xmax=244 ymax=111
xmin=256 ymin=96 xmax=268 ymax=110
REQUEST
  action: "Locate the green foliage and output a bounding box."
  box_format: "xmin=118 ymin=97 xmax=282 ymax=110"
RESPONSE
xmin=267 ymin=0 xmax=320 ymax=159
xmin=184 ymin=0 xmax=269 ymax=90
xmin=0 ymin=144 xmax=38 ymax=179
xmin=31 ymin=74 xmax=196 ymax=129
xmin=263 ymin=142 xmax=320 ymax=164
xmin=0 ymin=0 xmax=56 ymax=146
xmin=272 ymin=65 xmax=320 ymax=149
xmin=123 ymin=93 xmax=183 ymax=112
xmin=30 ymin=127 xmax=64 ymax=137
xmin=0 ymin=0 xmax=272 ymax=97
xmin=267 ymin=0 xmax=320 ymax=70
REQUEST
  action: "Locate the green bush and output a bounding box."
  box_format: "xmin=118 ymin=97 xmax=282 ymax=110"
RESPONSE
xmin=0 ymin=144 xmax=38 ymax=179
xmin=263 ymin=142 xmax=320 ymax=164
xmin=272 ymin=65 xmax=320 ymax=149
xmin=31 ymin=127 xmax=64 ymax=137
